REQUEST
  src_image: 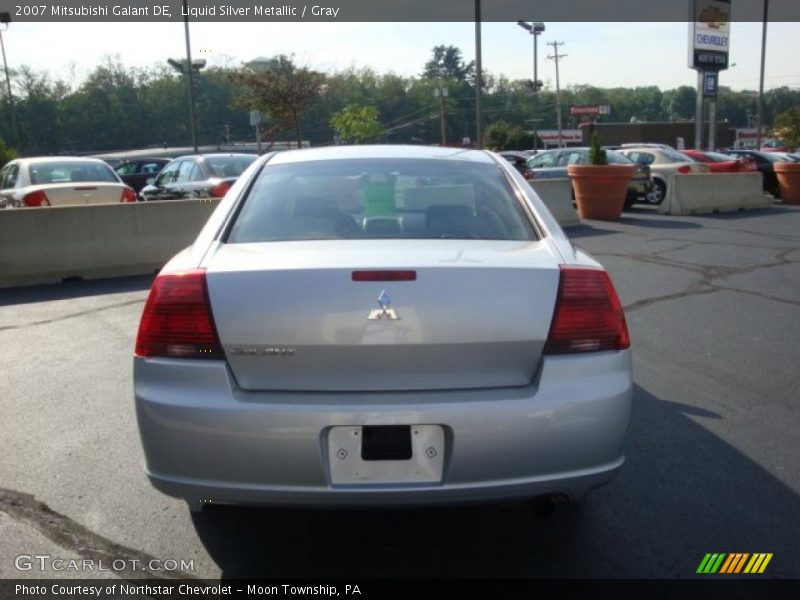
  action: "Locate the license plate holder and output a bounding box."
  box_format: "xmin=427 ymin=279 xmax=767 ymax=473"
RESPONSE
xmin=327 ymin=425 xmax=444 ymax=485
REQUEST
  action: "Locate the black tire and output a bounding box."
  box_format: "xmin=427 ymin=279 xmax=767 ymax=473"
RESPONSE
xmin=624 ymin=191 xmax=637 ymax=210
xmin=648 ymin=179 xmax=666 ymax=205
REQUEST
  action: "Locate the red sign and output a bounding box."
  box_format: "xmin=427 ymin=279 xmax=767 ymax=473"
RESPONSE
xmin=569 ymin=104 xmax=611 ymax=116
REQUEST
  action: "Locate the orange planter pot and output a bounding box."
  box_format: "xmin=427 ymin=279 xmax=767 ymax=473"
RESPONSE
xmin=567 ymin=164 xmax=635 ymax=220
xmin=774 ymin=162 xmax=800 ymax=204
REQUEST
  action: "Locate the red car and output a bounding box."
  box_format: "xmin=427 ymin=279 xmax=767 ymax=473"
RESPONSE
xmin=680 ymin=150 xmax=757 ymax=173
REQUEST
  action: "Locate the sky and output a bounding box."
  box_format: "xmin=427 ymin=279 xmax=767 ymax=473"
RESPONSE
xmin=4 ymin=21 xmax=800 ymax=92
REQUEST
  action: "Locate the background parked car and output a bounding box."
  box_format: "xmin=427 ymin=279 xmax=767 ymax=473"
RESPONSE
xmin=620 ymin=143 xmax=675 ymax=150
xmin=526 ymin=147 xmax=651 ymax=207
xmin=0 ymin=157 xmax=136 ymax=208
xmin=760 ymin=138 xmax=792 ymax=152
xmin=139 ymin=153 xmax=257 ymax=201
xmin=618 ymin=147 xmax=709 ymax=205
xmin=680 ymin=150 xmax=758 ymax=173
xmin=726 ymin=149 xmax=789 ymax=196
xmin=498 ymin=151 xmax=534 ymax=180
xmin=114 ymin=157 xmax=172 ymax=194
xmin=769 ymin=152 xmax=800 ymax=163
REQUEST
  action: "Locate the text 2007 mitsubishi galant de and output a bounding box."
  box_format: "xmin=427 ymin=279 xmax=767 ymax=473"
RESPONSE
xmin=133 ymin=145 xmax=631 ymax=513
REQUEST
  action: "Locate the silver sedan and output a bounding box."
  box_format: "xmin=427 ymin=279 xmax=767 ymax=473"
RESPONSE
xmin=133 ymin=145 xmax=632 ymax=513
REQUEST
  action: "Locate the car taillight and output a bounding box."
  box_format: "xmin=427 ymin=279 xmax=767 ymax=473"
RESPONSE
xmin=209 ymin=181 xmax=232 ymax=198
xmin=23 ymin=191 xmax=50 ymax=207
xmin=135 ymin=269 xmax=223 ymax=359
xmin=676 ymin=165 xmax=693 ymax=174
xmin=120 ymin=186 xmax=137 ymax=203
xmin=544 ymin=266 xmax=630 ymax=355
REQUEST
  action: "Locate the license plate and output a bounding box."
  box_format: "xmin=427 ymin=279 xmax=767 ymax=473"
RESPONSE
xmin=327 ymin=425 xmax=445 ymax=485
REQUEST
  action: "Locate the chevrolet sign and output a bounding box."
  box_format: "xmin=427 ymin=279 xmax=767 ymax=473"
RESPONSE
xmin=688 ymin=0 xmax=731 ymax=71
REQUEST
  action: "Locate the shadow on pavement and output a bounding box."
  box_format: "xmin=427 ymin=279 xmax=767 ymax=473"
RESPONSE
xmin=694 ymin=206 xmax=797 ymax=220
xmin=190 ymin=384 xmax=799 ymax=579
xmin=618 ymin=217 xmax=702 ymax=229
xmin=566 ymin=224 xmax=619 ymax=239
xmin=0 ymin=274 xmax=155 ymax=306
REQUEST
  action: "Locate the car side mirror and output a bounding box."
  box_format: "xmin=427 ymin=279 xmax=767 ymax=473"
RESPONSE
xmin=146 ymin=177 xmax=156 ymax=185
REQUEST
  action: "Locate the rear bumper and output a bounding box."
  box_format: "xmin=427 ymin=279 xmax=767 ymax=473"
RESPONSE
xmin=628 ymin=179 xmax=652 ymax=197
xmin=134 ymin=351 xmax=632 ymax=507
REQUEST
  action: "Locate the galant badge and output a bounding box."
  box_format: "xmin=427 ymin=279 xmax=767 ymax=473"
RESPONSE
xmin=367 ymin=290 xmax=400 ymax=320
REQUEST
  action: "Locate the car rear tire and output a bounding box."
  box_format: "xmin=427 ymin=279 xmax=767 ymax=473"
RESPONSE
xmin=648 ymin=179 xmax=666 ymax=205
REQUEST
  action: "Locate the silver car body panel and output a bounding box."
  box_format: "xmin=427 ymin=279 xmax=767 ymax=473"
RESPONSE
xmin=134 ymin=145 xmax=631 ymax=508
xmin=135 ymin=350 xmax=631 ymax=506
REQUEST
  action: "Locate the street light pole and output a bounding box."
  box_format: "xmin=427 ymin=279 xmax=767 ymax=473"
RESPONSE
xmin=517 ymin=21 xmax=545 ymax=150
xmin=183 ymin=0 xmax=199 ymax=153
xmin=0 ymin=12 xmax=21 ymax=153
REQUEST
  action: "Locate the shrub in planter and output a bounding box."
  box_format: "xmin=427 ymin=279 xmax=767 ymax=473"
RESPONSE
xmin=773 ymin=161 xmax=800 ymax=204
xmin=567 ymin=133 xmax=635 ymax=220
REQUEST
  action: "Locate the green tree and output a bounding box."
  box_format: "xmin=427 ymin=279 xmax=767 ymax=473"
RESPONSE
xmin=422 ymin=45 xmax=474 ymax=83
xmin=330 ymin=104 xmax=382 ymax=144
xmin=662 ymin=86 xmax=695 ymax=121
xmin=772 ymin=106 xmax=800 ymax=149
xmin=0 ymin=137 xmax=17 ymax=168
xmin=230 ymin=55 xmax=325 ymax=147
xmin=482 ymin=119 xmax=533 ymax=151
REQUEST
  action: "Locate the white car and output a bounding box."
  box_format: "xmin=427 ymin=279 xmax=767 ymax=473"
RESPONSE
xmin=618 ymin=147 xmax=709 ymax=205
xmin=0 ymin=157 xmax=137 ymax=208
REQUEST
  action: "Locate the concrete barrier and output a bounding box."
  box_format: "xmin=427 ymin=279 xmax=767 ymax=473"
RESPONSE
xmin=658 ymin=172 xmax=773 ymax=216
xmin=0 ymin=199 xmax=219 ymax=288
xmin=529 ymin=178 xmax=580 ymax=227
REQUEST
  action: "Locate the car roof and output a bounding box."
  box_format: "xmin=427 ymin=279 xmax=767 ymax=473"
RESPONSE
xmin=120 ymin=157 xmax=172 ymax=163
xmin=268 ymin=145 xmax=494 ymax=166
xmin=171 ymin=153 xmax=257 ymax=161
xmin=13 ymin=156 xmax=110 ymax=165
xmin=619 ymin=147 xmax=663 ymax=152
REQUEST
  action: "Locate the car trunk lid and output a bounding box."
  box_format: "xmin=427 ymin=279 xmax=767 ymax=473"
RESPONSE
xmin=204 ymin=240 xmax=561 ymax=392
xmin=29 ymin=183 xmax=126 ymax=206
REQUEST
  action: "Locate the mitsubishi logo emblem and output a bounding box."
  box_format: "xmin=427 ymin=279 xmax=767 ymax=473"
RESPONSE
xmin=367 ymin=290 xmax=400 ymax=320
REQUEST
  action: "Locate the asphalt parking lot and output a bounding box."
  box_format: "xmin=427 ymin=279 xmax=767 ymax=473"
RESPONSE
xmin=1 ymin=205 xmax=799 ymax=580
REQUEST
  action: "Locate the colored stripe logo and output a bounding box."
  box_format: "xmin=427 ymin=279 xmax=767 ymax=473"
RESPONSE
xmin=697 ymin=553 xmax=773 ymax=574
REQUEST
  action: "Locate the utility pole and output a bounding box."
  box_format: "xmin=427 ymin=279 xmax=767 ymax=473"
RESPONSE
xmin=434 ymin=84 xmax=448 ymax=145
xmin=183 ymin=0 xmax=198 ymax=154
xmin=474 ymin=0 xmax=483 ymax=148
xmin=0 ymin=12 xmax=21 ymax=154
xmin=547 ymin=42 xmax=567 ymax=148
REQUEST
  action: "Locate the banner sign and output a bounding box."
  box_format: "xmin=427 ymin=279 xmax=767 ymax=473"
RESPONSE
xmin=538 ymin=130 xmax=583 ymax=144
xmin=569 ymin=104 xmax=611 ymax=117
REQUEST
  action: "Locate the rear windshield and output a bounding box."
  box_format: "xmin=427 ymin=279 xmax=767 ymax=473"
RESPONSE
xmin=29 ymin=161 xmax=118 ymax=185
xmin=606 ymin=150 xmax=634 ymax=164
xmin=228 ymin=158 xmax=536 ymax=242
xmin=705 ymin=151 xmax=737 ymax=162
xmin=206 ymin=155 xmax=257 ymax=178
xmin=660 ymin=148 xmax=695 ymax=163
